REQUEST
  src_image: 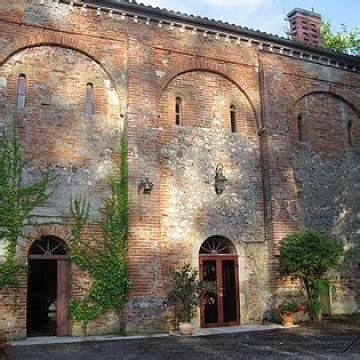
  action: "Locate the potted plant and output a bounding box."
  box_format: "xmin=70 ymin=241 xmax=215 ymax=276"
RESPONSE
xmin=278 ymin=300 xmax=305 ymax=327
xmin=167 ymin=264 xmax=216 ymax=335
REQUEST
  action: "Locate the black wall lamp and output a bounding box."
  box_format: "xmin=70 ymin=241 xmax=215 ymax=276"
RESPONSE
xmin=214 ymin=163 xmax=228 ymax=195
xmin=139 ymin=178 xmax=154 ymax=195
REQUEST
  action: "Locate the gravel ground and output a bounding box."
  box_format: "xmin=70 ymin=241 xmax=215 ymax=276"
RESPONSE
xmin=10 ymin=326 xmax=360 ymax=360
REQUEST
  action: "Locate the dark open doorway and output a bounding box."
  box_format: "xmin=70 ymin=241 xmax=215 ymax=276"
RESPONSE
xmin=27 ymin=260 xmax=57 ymax=336
xmin=27 ymin=236 xmax=70 ymax=337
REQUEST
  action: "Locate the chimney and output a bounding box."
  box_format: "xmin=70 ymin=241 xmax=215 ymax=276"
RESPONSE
xmin=287 ymin=8 xmax=321 ymax=47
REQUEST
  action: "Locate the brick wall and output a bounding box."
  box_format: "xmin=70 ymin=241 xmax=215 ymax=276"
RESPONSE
xmin=0 ymin=0 xmax=359 ymax=338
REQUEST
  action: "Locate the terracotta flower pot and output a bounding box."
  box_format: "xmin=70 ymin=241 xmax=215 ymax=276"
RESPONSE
xmin=282 ymin=312 xmax=295 ymax=328
xmin=297 ymin=305 xmax=306 ymax=312
xmin=179 ymin=322 xmax=193 ymax=336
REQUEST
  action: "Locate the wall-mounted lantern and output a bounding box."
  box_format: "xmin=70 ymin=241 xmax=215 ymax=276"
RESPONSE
xmin=214 ymin=163 xmax=228 ymax=195
xmin=139 ymin=178 xmax=154 ymax=195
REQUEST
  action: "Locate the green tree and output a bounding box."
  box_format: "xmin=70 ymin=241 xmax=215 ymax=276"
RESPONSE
xmin=0 ymin=125 xmax=53 ymax=287
xmin=321 ymin=20 xmax=360 ymax=55
xmin=280 ymin=230 xmax=344 ymax=321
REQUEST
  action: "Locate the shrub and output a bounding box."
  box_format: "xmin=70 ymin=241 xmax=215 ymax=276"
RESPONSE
xmin=280 ymin=230 xmax=344 ymax=321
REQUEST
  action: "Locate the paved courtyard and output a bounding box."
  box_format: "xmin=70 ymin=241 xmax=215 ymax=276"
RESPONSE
xmin=10 ymin=327 xmax=360 ymax=359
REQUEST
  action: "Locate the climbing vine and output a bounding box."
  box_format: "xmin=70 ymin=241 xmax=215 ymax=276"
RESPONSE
xmin=69 ymin=133 xmax=130 ymax=335
xmin=0 ymin=125 xmax=53 ymax=288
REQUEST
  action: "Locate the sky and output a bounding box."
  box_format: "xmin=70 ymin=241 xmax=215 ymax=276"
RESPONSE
xmin=138 ymin=0 xmax=359 ymax=37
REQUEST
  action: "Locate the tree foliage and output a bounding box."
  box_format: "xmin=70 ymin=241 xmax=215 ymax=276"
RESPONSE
xmin=0 ymin=125 xmax=53 ymax=287
xmin=280 ymin=230 xmax=344 ymax=321
xmin=69 ymin=133 xmax=130 ymax=335
xmin=321 ymin=20 xmax=360 ymax=55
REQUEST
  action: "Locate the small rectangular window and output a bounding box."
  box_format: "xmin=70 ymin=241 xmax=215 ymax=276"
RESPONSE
xmin=86 ymin=83 xmax=94 ymax=115
xmin=175 ymin=97 xmax=183 ymax=126
xmin=17 ymin=74 xmax=26 ymax=109
xmin=230 ymin=105 xmax=237 ymax=133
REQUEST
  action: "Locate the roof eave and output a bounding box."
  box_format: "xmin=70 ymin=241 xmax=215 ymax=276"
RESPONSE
xmin=63 ymin=1 xmax=360 ymax=66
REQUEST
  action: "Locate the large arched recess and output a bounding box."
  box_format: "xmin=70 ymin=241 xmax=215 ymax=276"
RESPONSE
xmin=0 ymin=34 xmax=120 ymax=93
xmin=297 ymin=91 xmax=360 ymax=117
xmin=159 ymin=69 xmax=259 ymax=136
xmin=0 ymin=45 xmax=122 ymax=167
xmin=157 ymin=61 xmax=261 ymax=132
xmin=158 ymin=68 xmax=266 ymax=329
xmin=289 ymin=91 xmax=360 ymax=151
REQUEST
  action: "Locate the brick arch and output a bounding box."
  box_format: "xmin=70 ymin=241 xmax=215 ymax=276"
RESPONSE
xmin=0 ymin=32 xmax=117 ymax=88
xmin=296 ymin=91 xmax=360 ymax=118
xmin=157 ymin=61 xmax=261 ymax=131
xmin=19 ymin=225 xmax=71 ymax=261
xmin=286 ymin=90 xmax=360 ymax=138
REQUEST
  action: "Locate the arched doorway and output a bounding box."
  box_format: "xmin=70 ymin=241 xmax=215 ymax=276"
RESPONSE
xmin=27 ymin=236 xmax=70 ymax=337
xmin=199 ymin=236 xmax=240 ymax=328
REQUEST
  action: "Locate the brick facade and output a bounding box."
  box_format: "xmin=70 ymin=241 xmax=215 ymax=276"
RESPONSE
xmin=0 ymin=0 xmax=359 ymax=339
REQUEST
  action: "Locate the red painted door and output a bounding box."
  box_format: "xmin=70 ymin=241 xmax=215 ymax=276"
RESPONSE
xmin=57 ymin=260 xmax=70 ymax=336
xmin=200 ymin=256 xmax=240 ymax=328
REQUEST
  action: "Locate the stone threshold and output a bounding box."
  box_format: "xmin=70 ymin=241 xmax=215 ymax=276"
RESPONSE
xmin=11 ymin=324 xmax=286 ymax=346
xmin=172 ymin=324 xmax=285 ymax=336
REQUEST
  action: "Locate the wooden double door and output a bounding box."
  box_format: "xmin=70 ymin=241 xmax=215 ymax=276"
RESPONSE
xmin=200 ymin=256 xmax=240 ymax=328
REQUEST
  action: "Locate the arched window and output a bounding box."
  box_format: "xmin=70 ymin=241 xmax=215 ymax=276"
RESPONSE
xmin=29 ymin=236 xmax=67 ymax=256
xmin=86 ymin=83 xmax=94 ymax=115
xmin=230 ymin=104 xmax=237 ymax=133
xmin=347 ymin=120 xmax=353 ymax=147
xmin=200 ymin=236 xmax=236 ymax=255
xmin=297 ymin=114 xmax=305 ymax=142
xmin=175 ymin=97 xmax=183 ymax=126
xmin=17 ymin=74 xmax=26 ymax=109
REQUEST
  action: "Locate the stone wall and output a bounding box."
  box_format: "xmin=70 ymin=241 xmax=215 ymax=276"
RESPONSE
xmin=0 ymin=17 xmax=124 ymax=337
xmin=0 ymin=272 xmax=27 ymax=340
xmin=0 ymin=0 xmax=359 ymax=338
xmin=260 ymin=52 xmax=360 ymax=312
xmin=293 ymin=93 xmax=360 ymax=314
xmin=158 ymin=70 xmax=267 ymax=323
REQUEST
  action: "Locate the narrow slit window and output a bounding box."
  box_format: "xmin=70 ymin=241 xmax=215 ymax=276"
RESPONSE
xmin=230 ymin=104 xmax=237 ymax=133
xmin=17 ymin=74 xmax=26 ymax=109
xmin=347 ymin=120 xmax=353 ymax=147
xmin=298 ymin=114 xmax=305 ymax=142
xmin=86 ymin=83 xmax=94 ymax=115
xmin=175 ymin=97 xmax=183 ymax=126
